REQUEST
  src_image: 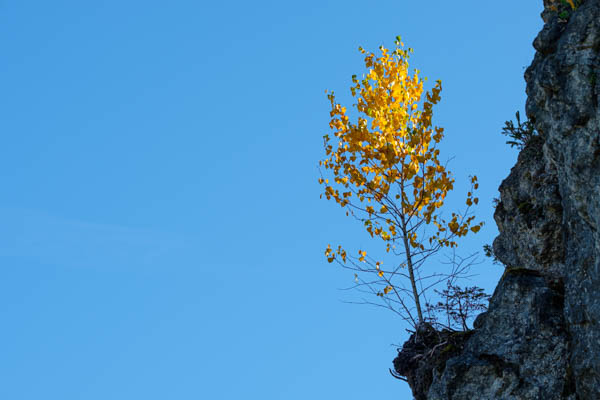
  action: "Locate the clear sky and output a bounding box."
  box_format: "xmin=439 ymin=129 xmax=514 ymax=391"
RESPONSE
xmin=1 ymin=1 xmax=543 ymax=399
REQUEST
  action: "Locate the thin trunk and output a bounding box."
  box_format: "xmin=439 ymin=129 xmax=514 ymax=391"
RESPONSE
xmin=401 ymin=219 xmax=423 ymax=325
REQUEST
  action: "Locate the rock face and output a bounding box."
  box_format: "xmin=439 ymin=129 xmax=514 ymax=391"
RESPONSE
xmin=394 ymin=1 xmax=600 ymax=398
xmin=392 ymin=324 xmax=475 ymax=400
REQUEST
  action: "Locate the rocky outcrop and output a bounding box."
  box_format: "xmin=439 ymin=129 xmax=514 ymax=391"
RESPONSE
xmin=393 ymin=324 xmax=475 ymax=400
xmin=394 ymin=1 xmax=600 ymax=398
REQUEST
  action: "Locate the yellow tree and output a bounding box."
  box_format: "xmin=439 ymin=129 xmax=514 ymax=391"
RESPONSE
xmin=319 ymin=37 xmax=483 ymax=327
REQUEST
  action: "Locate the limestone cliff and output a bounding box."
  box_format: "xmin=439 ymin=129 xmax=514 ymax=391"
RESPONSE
xmin=394 ymin=1 xmax=600 ymax=398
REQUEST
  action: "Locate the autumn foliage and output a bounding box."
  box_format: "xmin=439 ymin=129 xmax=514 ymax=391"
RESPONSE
xmin=549 ymin=0 xmax=580 ymax=10
xmin=319 ymin=38 xmax=484 ymax=327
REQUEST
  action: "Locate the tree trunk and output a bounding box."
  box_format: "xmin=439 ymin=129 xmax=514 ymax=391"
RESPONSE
xmin=401 ymin=222 xmax=423 ymax=325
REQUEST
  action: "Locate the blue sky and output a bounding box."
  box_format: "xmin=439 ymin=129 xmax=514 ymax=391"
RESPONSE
xmin=1 ymin=1 xmax=543 ymax=398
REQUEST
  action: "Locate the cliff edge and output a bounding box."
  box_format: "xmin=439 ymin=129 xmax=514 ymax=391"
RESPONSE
xmin=394 ymin=1 xmax=600 ymax=398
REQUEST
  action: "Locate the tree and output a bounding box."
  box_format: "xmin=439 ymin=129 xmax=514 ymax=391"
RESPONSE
xmin=319 ymin=37 xmax=484 ymax=328
xmin=425 ymin=281 xmax=491 ymax=331
xmin=500 ymin=111 xmax=537 ymax=150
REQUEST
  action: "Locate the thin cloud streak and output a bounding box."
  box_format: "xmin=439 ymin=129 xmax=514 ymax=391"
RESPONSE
xmin=0 ymin=207 xmax=196 ymax=269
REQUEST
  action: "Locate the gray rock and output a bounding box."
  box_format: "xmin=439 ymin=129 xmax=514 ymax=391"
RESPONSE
xmin=394 ymin=1 xmax=600 ymax=397
xmin=427 ymin=270 xmax=569 ymax=400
